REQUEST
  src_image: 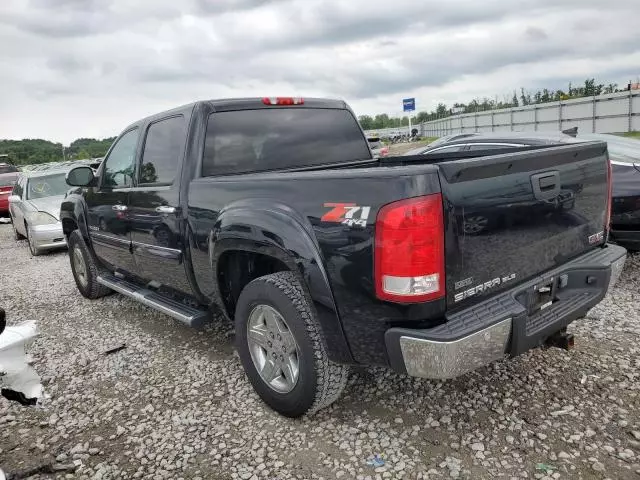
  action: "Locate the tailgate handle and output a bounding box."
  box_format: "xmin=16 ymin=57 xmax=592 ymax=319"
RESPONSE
xmin=531 ymin=171 xmax=560 ymax=200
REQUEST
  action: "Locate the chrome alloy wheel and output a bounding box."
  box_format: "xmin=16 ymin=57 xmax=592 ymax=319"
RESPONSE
xmin=247 ymin=304 xmax=300 ymax=393
xmin=73 ymin=245 xmax=88 ymax=288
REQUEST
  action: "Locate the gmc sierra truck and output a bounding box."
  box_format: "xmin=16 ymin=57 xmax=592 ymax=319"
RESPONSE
xmin=60 ymin=97 xmax=626 ymax=417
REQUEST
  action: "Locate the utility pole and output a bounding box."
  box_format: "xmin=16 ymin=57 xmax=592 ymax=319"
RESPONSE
xmin=61 ymin=146 xmax=66 ymax=161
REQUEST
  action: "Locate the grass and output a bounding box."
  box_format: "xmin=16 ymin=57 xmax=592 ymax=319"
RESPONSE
xmin=619 ymin=131 xmax=640 ymax=139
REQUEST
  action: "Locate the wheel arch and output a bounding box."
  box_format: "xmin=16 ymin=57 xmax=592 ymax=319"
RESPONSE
xmin=209 ymin=206 xmax=354 ymax=364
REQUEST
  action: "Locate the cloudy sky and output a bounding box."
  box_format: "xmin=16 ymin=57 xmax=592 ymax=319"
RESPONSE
xmin=1 ymin=0 xmax=639 ymax=144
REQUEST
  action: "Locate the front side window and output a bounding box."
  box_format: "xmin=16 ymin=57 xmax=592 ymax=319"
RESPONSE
xmin=11 ymin=176 xmax=24 ymax=197
xmin=102 ymin=129 xmax=139 ymax=188
xmin=139 ymin=116 xmax=185 ymax=185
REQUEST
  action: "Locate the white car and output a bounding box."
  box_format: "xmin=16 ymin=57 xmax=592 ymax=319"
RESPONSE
xmin=8 ymin=170 xmax=69 ymax=256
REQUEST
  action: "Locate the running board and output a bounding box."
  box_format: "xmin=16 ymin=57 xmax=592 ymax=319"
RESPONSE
xmin=97 ymin=274 xmax=209 ymax=328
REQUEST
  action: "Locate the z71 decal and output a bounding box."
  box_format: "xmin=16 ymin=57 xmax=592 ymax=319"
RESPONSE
xmin=322 ymin=203 xmax=371 ymax=227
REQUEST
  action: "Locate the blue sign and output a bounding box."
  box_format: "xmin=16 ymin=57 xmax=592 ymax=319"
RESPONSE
xmin=403 ymin=98 xmax=415 ymax=112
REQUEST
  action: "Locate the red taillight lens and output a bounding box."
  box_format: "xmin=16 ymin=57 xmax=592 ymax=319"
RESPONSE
xmin=262 ymin=97 xmax=304 ymax=106
xmin=374 ymin=194 xmax=445 ymax=302
xmin=605 ymin=157 xmax=612 ymax=236
xmin=0 ymin=186 xmax=13 ymax=193
xmin=380 ymin=147 xmax=389 ymax=157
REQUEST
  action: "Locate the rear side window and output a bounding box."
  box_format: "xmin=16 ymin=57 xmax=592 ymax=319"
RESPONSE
xmin=0 ymin=164 xmax=18 ymax=174
xmin=467 ymin=143 xmax=522 ymax=151
xmin=202 ymin=108 xmax=370 ymax=176
xmin=139 ymin=116 xmax=185 ymax=185
xmin=0 ymin=174 xmax=18 ymax=187
xmin=428 ymin=145 xmax=467 ymax=154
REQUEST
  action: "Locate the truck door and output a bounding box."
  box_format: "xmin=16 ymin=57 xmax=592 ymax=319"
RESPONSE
xmin=128 ymin=115 xmax=189 ymax=292
xmin=85 ymin=128 xmax=139 ymax=274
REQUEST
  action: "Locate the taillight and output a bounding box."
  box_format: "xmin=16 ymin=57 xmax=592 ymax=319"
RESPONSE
xmin=0 ymin=186 xmax=13 ymax=193
xmin=380 ymin=147 xmax=389 ymax=157
xmin=605 ymin=157 xmax=612 ymax=236
xmin=374 ymin=194 xmax=445 ymax=302
xmin=262 ymin=97 xmax=304 ymax=106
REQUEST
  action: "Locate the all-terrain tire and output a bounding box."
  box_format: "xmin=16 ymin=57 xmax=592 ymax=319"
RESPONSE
xmin=68 ymin=230 xmax=111 ymax=299
xmin=235 ymin=271 xmax=350 ymax=417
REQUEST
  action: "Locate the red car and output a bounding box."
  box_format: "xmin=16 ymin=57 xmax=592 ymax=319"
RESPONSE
xmin=0 ymin=172 xmax=19 ymax=216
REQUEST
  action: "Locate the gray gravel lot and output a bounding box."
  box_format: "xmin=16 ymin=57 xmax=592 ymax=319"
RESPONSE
xmin=0 ymin=223 xmax=639 ymax=480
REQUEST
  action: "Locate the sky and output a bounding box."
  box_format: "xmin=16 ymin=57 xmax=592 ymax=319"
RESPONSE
xmin=1 ymin=0 xmax=639 ymax=144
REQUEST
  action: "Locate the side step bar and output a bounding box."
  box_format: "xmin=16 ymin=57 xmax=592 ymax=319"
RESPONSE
xmin=97 ymin=274 xmax=209 ymax=328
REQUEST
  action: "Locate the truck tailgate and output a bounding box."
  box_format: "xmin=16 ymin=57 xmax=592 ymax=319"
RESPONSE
xmin=438 ymin=141 xmax=609 ymax=308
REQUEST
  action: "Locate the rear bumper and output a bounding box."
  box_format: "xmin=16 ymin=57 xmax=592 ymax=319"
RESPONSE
xmin=31 ymin=222 xmax=66 ymax=250
xmin=385 ymin=244 xmax=627 ymax=379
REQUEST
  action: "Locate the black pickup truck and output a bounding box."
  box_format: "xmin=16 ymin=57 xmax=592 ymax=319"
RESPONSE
xmin=61 ymin=97 xmax=626 ymax=417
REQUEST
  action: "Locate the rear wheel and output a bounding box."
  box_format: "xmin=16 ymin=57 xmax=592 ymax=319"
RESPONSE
xmin=68 ymin=230 xmax=111 ymax=299
xmin=235 ymin=271 xmax=350 ymax=417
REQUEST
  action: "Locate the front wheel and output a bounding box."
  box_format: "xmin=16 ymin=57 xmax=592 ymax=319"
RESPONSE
xmin=235 ymin=271 xmax=350 ymax=417
xmin=11 ymin=216 xmax=25 ymax=240
xmin=26 ymin=226 xmax=42 ymax=256
xmin=68 ymin=230 xmax=111 ymax=299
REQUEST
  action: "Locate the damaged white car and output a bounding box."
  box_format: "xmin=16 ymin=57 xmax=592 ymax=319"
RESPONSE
xmin=0 ymin=307 xmax=42 ymax=405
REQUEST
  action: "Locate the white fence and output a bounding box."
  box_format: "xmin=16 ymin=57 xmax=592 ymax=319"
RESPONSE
xmin=366 ymin=90 xmax=640 ymax=138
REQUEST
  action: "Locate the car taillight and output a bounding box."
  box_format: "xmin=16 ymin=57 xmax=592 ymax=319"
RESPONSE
xmin=605 ymin=157 xmax=612 ymax=236
xmin=380 ymin=147 xmax=389 ymax=157
xmin=374 ymin=194 xmax=445 ymax=302
xmin=262 ymin=97 xmax=304 ymax=105
xmin=0 ymin=186 xmax=13 ymax=193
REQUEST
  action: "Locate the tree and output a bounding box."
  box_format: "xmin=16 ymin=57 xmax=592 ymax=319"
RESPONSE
xmin=603 ymin=83 xmax=618 ymax=94
xmin=358 ymin=115 xmax=374 ymax=130
xmin=511 ymin=91 xmax=519 ymax=107
xmin=76 ymin=149 xmax=91 ymax=159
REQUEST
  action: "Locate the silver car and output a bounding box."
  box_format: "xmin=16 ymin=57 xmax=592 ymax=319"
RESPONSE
xmin=8 ymin=170 xmax=69 ymax=255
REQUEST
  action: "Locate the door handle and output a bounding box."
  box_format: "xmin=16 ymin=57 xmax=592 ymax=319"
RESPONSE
xmin=155 ymin=206 xmax=176 ymax=214
xmin=112 ymin=205 xmax=128 ymax=211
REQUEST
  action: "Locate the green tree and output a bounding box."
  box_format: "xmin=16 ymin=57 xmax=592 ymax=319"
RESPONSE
xmin=76 ymin=149 xmax=91 ymax=159
xmin=358 ymin=115 xmax=374 ymax=130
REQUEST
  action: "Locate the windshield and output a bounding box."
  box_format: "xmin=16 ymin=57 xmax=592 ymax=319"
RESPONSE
xmin=26 ymin=173 xmax=69 ymax=200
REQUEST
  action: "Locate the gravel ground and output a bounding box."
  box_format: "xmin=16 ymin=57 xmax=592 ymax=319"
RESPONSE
xmin=0 ymin=223 xmax=639 ymax=480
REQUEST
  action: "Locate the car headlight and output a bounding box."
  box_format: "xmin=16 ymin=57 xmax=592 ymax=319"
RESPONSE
xmin=29 ymin=211 xmax=58 ymax=226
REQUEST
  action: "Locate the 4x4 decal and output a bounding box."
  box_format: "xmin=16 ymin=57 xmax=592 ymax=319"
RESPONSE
xmin=322 ymin=203 xmax=371 ymax=227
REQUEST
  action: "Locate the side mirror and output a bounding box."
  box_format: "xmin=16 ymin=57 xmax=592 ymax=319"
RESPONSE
xmin=66 ymin=166 xmax=95 ymax=187
xmin=8 ymin=195 xmax=20 ymax=203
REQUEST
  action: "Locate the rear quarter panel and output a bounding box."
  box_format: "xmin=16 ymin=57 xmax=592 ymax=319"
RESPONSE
xmin=186 ymin=165 xmax=444 ymax=365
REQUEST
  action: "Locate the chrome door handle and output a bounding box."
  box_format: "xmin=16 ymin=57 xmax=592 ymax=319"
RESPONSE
xmin=155 ymin=206 xmax=176 ymax=214
xmin=112 ymin=205 xmax=128 ymax=211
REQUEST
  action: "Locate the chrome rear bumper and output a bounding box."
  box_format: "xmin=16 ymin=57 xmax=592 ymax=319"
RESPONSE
xmin=386 ymin=244 xmax=627 ymax=380
xmin=399 ymin=318 xmax=511 ymax=379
